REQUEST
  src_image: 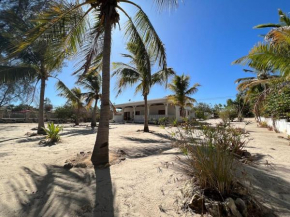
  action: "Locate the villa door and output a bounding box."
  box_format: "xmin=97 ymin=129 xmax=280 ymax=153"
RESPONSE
xmin=124 ymin=112 xmax=130 ymax=120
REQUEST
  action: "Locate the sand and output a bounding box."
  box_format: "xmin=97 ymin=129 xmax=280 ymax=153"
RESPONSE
xmin=0 ymin=119 xmax=289 ymax=216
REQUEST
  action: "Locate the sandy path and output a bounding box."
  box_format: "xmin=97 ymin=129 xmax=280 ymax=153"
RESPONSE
xmin=0 ymin=120 xmax=290 ymax=216
xmin=0 ymin=123 xmax=187 ymax=217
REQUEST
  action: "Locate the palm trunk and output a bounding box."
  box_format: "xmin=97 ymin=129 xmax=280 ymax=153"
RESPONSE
xmin=37 ymin=76 xmax=46 ymax=134
xmin=91 ymin=12 xmax=112 ymax=166
xmin=75 ymin=106 xmax=80 ymax=125
xmin=144 ymin=94 xmax=149 ymax=132
xmin=91 ymin=99 xmax=98 ymax=128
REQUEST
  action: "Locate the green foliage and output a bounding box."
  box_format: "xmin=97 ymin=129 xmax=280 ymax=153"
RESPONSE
xmin=219 ymin=107 xmax=238 ymax=123
xmin=173 ymin=124 xmax=248 ymax=196
xmin=262 ymin=86 xmax=290 ymax=120
xmin=42 ymin=122 xmax=63 ymax=143
xmin=54 ymin=105 xmax=74 ymax=121
xmin=168 ymin=74 xmax=200 ymax=116
xmin=193 ymin=103 xmax=212 ymax=120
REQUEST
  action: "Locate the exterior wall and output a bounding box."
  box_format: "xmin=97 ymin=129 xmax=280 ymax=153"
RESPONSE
xmin=260 ymin=117 xmax=290 ymax=135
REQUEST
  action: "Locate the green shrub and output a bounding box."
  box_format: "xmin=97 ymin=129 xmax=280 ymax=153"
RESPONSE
xmin=219 ymin=107 xmax=238 ymax=123
xmin=42 ymin=122 xmax=63 ymax=143
xmin=173 ymin=124 xmax=248 ymax=196
xmin=259 ymin=121 xmax=268 ymax=128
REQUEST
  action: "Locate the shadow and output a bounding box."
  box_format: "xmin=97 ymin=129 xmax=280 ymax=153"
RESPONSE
xmin=93 ymin=167 xmax=115 ymax=216
xmin=149 ymin=131 xmax=173 ymax=141
xmin=120 ymin=136 xmax=175 ymax=159
xmin=0 ymin=136 xmax=27 ymax=144
xmin=60 ymin=128 xmax=97 ymax=137
xmin=17 ymin=136 xmax=45 ymax=144
xmin=1 ymin=165 xmax=116 ymax=217
xmin=122 ymin=136 xmax=169 ymax=144
xmin=245 ymin=165 xmax=290 ymax=216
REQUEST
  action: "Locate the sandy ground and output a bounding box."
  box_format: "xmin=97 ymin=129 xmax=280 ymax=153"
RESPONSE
xmin=0 ymin=119 xmax=289 ymax=217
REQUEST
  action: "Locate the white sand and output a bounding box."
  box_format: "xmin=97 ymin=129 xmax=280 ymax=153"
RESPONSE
xmin=0 ymin=120 xmax=289 ymax=216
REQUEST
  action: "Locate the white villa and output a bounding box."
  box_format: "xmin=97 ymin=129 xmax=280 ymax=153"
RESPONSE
xmin=113 ymin=97 xmax=195 ymax=123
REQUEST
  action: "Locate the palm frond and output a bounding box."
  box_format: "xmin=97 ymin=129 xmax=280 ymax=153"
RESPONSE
xmin=0 ymin=65 xmax=38 ymax=82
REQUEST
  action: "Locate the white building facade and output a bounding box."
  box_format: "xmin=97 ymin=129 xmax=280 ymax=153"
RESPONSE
xmin=113 ymin=97 xmax=194 ymax=123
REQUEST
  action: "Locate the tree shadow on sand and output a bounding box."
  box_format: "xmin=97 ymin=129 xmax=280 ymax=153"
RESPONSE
xmin=1 ymin=165 xmax=115 ymax=217
xmin=245 ymin=165 xmax=290 ymax=216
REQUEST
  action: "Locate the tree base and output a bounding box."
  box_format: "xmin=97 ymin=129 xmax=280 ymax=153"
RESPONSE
xmin=37 ymin=128 xmax=46 ymax=135
xmin=144 ymin=126 xmax=149 ymax=132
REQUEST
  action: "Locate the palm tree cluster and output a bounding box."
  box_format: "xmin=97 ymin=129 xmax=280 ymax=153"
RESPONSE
xmin=56 ymin=72 xmax=101 ymax=127
xmin=0 ymin=0 xmax=184 ymax=166
xmin=233 ymin=9 xmax=290 ymax=120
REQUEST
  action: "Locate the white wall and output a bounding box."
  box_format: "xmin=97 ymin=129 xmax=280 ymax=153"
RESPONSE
xmin=260 ymin=117 xmax=290 ymax=135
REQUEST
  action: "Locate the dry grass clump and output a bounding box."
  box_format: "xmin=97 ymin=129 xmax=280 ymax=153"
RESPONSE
xmin=172 ymin=123 xmax=269 ymax=216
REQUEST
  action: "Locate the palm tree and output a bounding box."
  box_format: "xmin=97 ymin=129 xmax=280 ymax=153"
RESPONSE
xmin=235 ymin=68 xmax=280 ymax=92
xmin=77 ymin=73 xmax=102 ymax=129
xmin=234 ymin=9 xmax=290 ymax=80
xmin=56 ymin=82 xmax=84 ymax=126
xmin=0 ymin=1 xmax=68 ymax=134
xmin=112 ymin=42 xmax=174 ymax=132
xmin=168 ymin=74 xmax=200 ymax=117
xmin=13 ymin=0 xmax=181 ymax=165
xmin=254 ymin=9 xmax=290 ymax=29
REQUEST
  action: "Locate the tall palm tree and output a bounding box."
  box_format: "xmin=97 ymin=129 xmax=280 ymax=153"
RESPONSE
xmin=56 ymin=82 xmax=84 ymax=126
xmin=168 ymin=74 xmax=200 ymax=117
xmin=77 ymin=73 xmax=102 ymax=128
xmin=13 ymin=0 xmax=181 ymax=165
xmin=112 ymin=42 xmax=174 ymax=132
xmin=0 ymin=0 xmax=69 ymax=134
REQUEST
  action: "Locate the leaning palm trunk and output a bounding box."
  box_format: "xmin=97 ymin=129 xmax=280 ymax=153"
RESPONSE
xmin=91 ymin=13 xmax=112 ymax=166
xmin=37 ymin=75 xmax=46 ymax=134
xmin=91 ymin=99 xmax=98 ymax=128
xmin=144 ymin=94 xmax=149 ymax=132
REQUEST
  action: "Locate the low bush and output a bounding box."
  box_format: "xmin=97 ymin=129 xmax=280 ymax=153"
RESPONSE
xmin=42 ymin=122 xmax=63 ymax=143
xmin=173 ymin=123 xmax=248 ymax=197
xmin=258 ymin=121 xmax=268 ymax=128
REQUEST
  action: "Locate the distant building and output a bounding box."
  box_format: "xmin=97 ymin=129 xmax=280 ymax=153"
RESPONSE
xmin=113 ymin=97 xmax=195 ymax=123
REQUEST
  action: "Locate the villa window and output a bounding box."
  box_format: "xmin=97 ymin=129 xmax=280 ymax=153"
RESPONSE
xmin=158 ymin=110 xmax=165 ymax=115
xmin=135 ymin=111 xmax=140 ymax=115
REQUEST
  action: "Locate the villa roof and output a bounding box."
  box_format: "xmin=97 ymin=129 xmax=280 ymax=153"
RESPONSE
xmin=114 ymin=97 xmax=168 ymax=108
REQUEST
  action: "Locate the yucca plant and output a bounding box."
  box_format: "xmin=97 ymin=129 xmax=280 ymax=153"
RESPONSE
xmin=42 ymin=122 xmax=63 ymax=143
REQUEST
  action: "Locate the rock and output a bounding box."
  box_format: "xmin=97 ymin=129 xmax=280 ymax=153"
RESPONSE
xmin=242 ymin=151 xmax=251 ymax=158
xmin=75 ymin=163 xmax=87 ymax=168
xmin=63 ymin=162 xmax=73 ymax=170
xmin=80 ymin=151 xmax=85 ymax=155
xmin=224 ymin=198 xmax=242 ymax=217
xmin=188 ymin=194 xmax=206 ymax=213
xmin=205 ymin=201 xmax=222 ymax=217
xmin=119 ymin=157 xmax=126 ymax=161
xmin=117 ymin=149 xmax=127 ymax=156
xmin=235 ymin=198 xmax=247 ymax=217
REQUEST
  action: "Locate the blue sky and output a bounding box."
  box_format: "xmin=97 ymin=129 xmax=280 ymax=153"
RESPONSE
xmin=44 ymin=0 xmax=289 ymax=108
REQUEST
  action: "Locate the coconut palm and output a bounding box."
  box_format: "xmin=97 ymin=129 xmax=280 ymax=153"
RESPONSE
xmin=254 ymin=9 xmax=290 ymax=29
xmin=112 ymin=42 xmax=174 ymax=132
xmin=56 ymin=82 xmax=84 ymax=126
xmin=13 ymin=0 xmax=181 ymax=165
xmin=77 ymin=73 xmax=102 ymax=129
xmin=0 ymin=0 xmax=70 ymax=134
xmin=235 ymin=68 xmax=280 ymax=92
xmin=234 ymin=10 xmax=290 ymax=80
xmin=168 ymin=74 xmax=200 ymax=117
